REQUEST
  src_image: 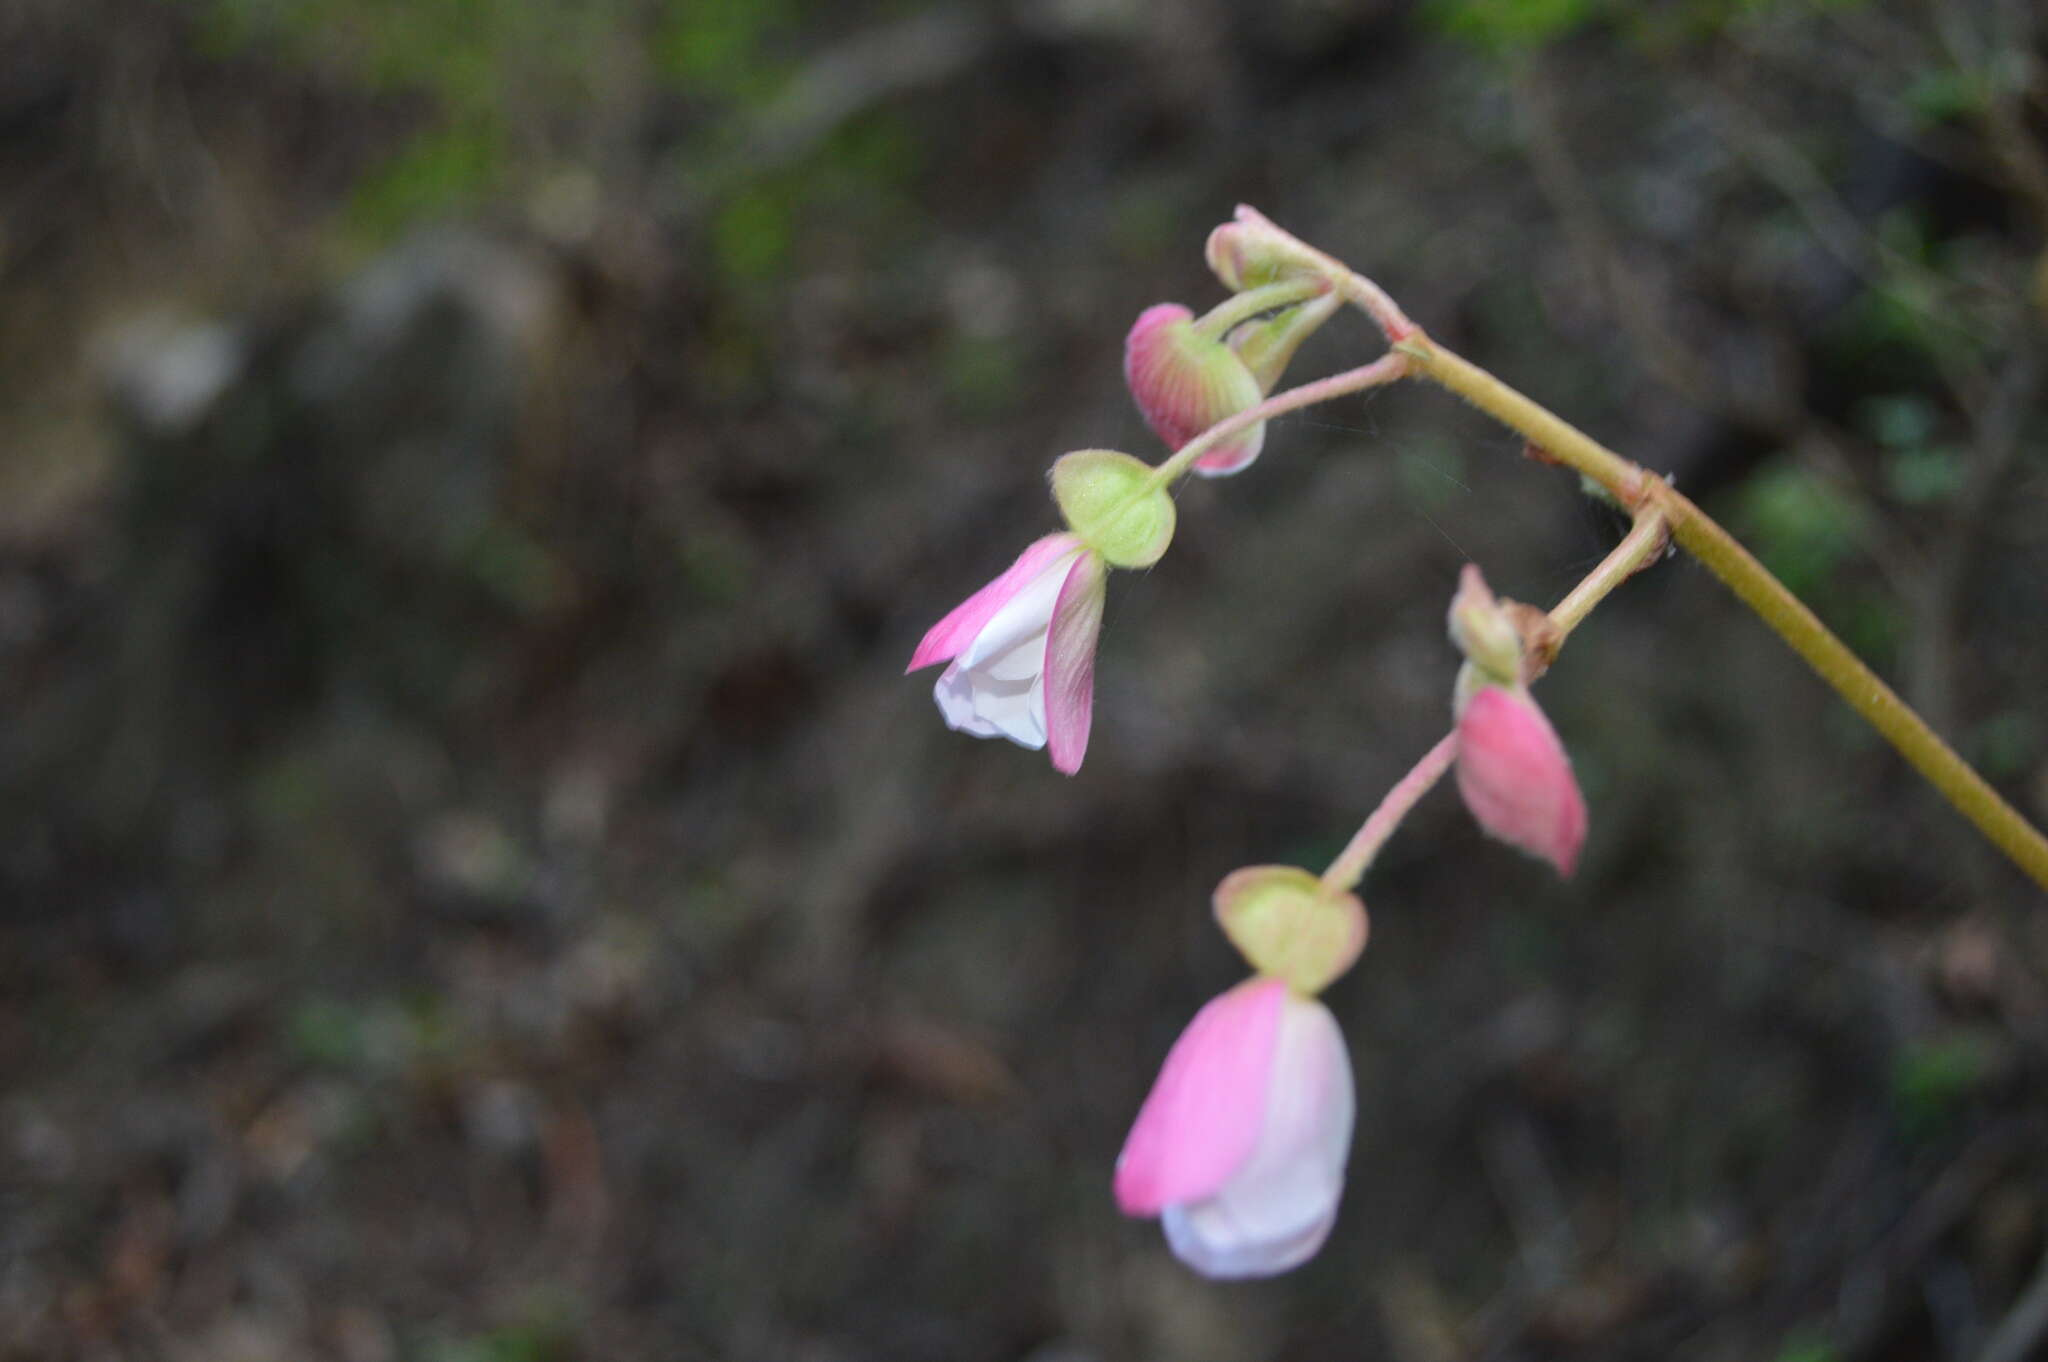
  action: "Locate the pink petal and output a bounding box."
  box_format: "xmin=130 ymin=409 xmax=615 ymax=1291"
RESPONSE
xmin=1115 ymin=978 xmax=1286 ymax=1216
xmin=1043 ymin=552 xmax=1106 ymax=776
xmin=1123 ymin=304 xmax=1265 ymax=474
xmin=1455 ymin=686 xmax=1588 ymax=876
xmin=1124 ymin=304 xmax=1202 ymax=447
xmin=1193 ymin=437 xmax=1265 ymax=477
xmin=1158 ymin=995 xmax=1353 ymax=1278
xmin=908 ymin=534 xmax=1082 ymax=673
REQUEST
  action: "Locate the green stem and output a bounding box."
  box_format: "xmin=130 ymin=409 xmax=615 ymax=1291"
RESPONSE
xmin=1192 ymin=277 xmax=1330 ymax=341
xmin=1548 ymin=508 xmax=1669 ymax=641
xmin=1145 ymin=351 xmax=1409 ymax=491
xmin=1397 ymin=331 xmax=2048 ymax=892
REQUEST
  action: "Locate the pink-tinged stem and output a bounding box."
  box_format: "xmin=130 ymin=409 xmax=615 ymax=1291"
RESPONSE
xmin=1230 ymin=205 xmax=1421 ymax=345
xmin=1316 ymin=513 xmax=1670 ymax=892
xmin=1146 ymin=352 xmax=1410 ymax=492
xmin=1320 ymin=733 xmax=1459 ymax=894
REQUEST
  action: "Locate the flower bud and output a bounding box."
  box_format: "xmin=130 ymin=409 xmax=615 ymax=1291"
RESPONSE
xmin=1227 ymin=289 xmax=1340 ymax=395
xmin=1447 ymin=564 xmax=1522 ymax=686
xmin=1454 ymin=684 xmax=1587 ymax=877
xmin=1122 ymin=303 xmax=1266 ymax=477
xmin=1049 ymin=448 xmax=1176 ymax=568
xmin=1205 ymin=208 xmax=1330 ymax=292
xmin=1212 ymin=865 xmax=1367 ymax=996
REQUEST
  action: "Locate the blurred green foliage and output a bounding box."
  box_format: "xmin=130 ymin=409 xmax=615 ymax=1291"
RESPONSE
xmin=423 ymin=1300 xmax=577 ymax=1362
xmin=289 ymin=993 xmax=459 ymax=1078
xmin=1772 ymin=1335 xmax=1840 ymax=1362
xmin=198 ymin=0 xmax=628 ymax=235
xmin=1972 ymin=711 xmax=2042 ymax=781
xmin=1734 ymin=457 xmax=1904 ymax=663
xmin=1420 ymin=0 xmax=1604 ymax=54
xmin=195 ymin=0 xmax=811 ymax=241
xmin=654 ymin=0 xmax=795 ymax=100
xmin=1891 ymin=1033 xmax=1991 ymax=1138
xmin=1734 ymin=459 xmax=1867 ymax=600
xmin=1858 ymin=395 xmax=1969 ymax=508
xmin=1419 ymin=0 xmax=1875 ymax=55
xmin=1904 ymin=66 xmax=1997 ymax=125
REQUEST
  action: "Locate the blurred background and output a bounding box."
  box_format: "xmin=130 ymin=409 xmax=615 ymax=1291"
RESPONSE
xmin=2 ymin=0 xmax=2046 ymax=1358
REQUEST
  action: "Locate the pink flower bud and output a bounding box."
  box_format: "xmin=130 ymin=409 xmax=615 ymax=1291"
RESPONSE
xmin=1204 ymin=207 xmax=1328 ymax=292
xmin=1116 ymin=978 xmax=1354 ymax=1278
xmin=1122 ymin=303 xmax=1266 ymax=477
xmin=1454 ymin=685 xmax=1587 ymax=877
xmin=908 ymin=534 xmax=1107 ymax=774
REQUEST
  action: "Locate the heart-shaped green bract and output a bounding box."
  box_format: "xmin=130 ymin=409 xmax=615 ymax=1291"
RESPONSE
xmin=1212 ymin=864 xmax=1369 ymax=996
xmin=1050 ymin=449 xmax=1177 ymax=568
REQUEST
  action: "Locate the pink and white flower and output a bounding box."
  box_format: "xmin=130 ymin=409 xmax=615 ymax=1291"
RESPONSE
xmin=1455 ymin=684 xmax=1587 ymax=877
xmin=1115 ymin=977 xmax=1355 ymax=1278
xmin=907 ymin=533 xmax=1108 ymax=775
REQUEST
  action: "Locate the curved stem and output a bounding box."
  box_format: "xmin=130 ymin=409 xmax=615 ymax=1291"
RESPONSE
xmin=1146 ymin=351 xmax=1409 ymax=491
xmin=1192 ymin=277 xmax=1329 ymax=341
xmin=1398 ymin=330 xmax=2048 ymax=892
xmin=1321 ymin=732 xmax=1459 ymax=894
xmin=1229 ymin=205 xmax=1421 ymax=343
xmin=1549 ymin=508 xmax=1670 ymax=641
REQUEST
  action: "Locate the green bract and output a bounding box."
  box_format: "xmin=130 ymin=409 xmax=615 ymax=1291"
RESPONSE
xmin=1050 ymin=449 xmax=1177 ymax=568
xmin=1212 ymin=865 xmax=1369 ymax=996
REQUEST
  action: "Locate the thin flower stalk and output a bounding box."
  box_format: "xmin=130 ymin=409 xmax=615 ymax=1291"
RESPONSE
xmin=1547 ymin=507 xmax=1670 ymax=642
xmin=1319 ymin=732 xmax=1459 ymax=894
xmin=1144 ymin=352 xmax=1410 ymax=492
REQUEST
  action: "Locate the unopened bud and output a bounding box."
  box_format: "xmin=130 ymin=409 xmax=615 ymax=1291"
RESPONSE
xmin=1123 ymin=304 xmax=1266 ymax=477
xmin=1447 ymin=564 xmax=1522 ymax=684
xmin=1204 ymin=206 xmax=1331 ymax=292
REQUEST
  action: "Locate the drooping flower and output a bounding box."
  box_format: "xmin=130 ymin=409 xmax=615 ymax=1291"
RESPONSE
xmin=1122 ymin=303 xmax=1267 ymax=477
xmin=1444 ymin=564 xmax=1587 ymax=876
xmin=1455 ymin=683 xmax=1587 ymax=877
xmin=1116 ymin=977 xmax=1355 ymax=1279
xmin=907 ymin=533 xmax=1107 ymax=775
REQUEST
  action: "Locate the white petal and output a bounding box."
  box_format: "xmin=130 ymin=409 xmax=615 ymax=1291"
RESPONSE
xmin=1162 ymin=1201 xmax=1335 ymax=1279
xmin=930 ymin=549 xmax=1076 ymax=751
xmin=1161 ymin=995 xmax=1353 ymax=1279
xmin=933 ymin=662 xmax=1047 ymax=748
